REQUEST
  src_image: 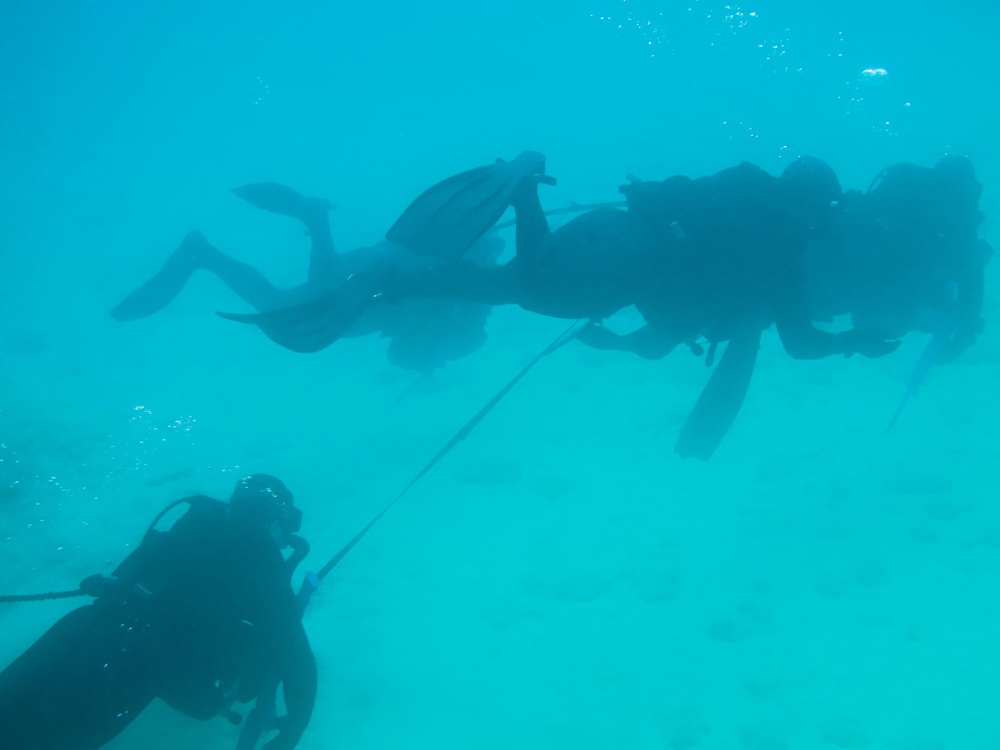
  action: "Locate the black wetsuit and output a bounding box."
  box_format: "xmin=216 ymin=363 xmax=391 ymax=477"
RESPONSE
xmin=110 ymin=185 xmax=498 ymax=371
xmin=233 ymin=156 xmax=986 ymax=458
xmin=807 ymin=157 xmax=990 ymax=359
xmin=383 ymin=161 xmax=894 ymax=360
xmin=616 ymin=162 xmax=850 ymax=358
xmin=0 ymin=496 xmax=316 ymax=750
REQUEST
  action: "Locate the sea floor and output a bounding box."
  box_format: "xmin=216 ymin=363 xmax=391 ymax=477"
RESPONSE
xmin=3 ymin=246 xmax=998 ymax=748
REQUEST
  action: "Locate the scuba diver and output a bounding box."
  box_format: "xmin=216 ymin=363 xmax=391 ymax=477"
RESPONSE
xmin=495 ymin=155 xmax=912 ymax=458
xmin=567 ymin=154 xmax=988 ymax=451
xmin=0 ymin=474 xmax=317 ymax=750
xmin=109 ymin=179 xmax=505 ymax=373
xmin=805 ymin=155 xmax=990 ymax=359
xmin=219 ymin=152 xmax=988 ymax=458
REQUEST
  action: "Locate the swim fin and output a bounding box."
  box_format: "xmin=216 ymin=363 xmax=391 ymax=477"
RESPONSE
xmin=674 ymin=330 xmax=761 ymax=460
xmin=231 ymin=183 xmax=333 ymax=228
xmin=386 ymin=151 xmax=547 ymax=260
xmin=217 ymin=263 xmax=390 ymax=353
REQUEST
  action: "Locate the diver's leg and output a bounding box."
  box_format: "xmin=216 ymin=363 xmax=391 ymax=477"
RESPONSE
xmin=111 ymin=231 xmax=289 ymax=320
xmin=509 ymin=174 xmax=552 ymax=267
xmin=195 ymin=241 xmax=289 ymax=312
xmin=230 ymin=182 xmax=338 ymax=285
xmin=110 ymin=231 xmax=211 ymax=321
xmin=305 ymin=206 xmax=339 ymax=284
xmin=0 ymin=605 xmax=158 ymax=749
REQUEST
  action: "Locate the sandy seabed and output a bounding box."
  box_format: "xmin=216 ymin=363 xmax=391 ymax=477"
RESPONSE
xmin=3 ymin=240 xmax=998 ymax=749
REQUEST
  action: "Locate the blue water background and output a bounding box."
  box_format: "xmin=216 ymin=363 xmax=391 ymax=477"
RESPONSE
xmin=1 ymin=1 xmax=998 ymax=747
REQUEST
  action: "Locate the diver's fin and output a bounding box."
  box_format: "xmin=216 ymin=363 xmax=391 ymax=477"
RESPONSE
xmin=110 ymin=231 xmax=212 ymax=322
xmin=386 ymin=151 xmax=547 ymax=260
xmin=217 ymin=263 xmax=389 ymax=353
xmin=231 ymin=183 xmax=333 ymax=227
xmin=675 ymin=330 xmax=761 ymax=460
xmin=219 ymin=297 xmax=356 ymax=353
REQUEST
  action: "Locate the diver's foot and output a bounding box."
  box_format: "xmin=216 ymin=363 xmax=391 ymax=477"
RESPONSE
xmin=109 ymin=231 xmax=210 ymax=322
xmin=174 ymin=230 xmax=215 ymax=264
xmin=509 ymin=169 xmax=557 ymax=210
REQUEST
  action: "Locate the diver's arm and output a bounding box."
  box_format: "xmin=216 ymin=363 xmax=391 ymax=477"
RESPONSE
xmin=509 ymin=171 xmax=555 ymax=267
xmin=771 ymin=248 xmax=845 ymax=359
xmin=941 ymin=237 xmax=991 ymax=361
xmin=575 ymin=320 xmax=679 ymax=360
xmin=774 ymin=291 xmax=899 ymax=359
xmin=776 ymin=315 xmax=900 ymax=360
xmin=265 ymin=622 xmax=317 ymax=750
xmin=773 ymin=244 xmax=899 ymax=359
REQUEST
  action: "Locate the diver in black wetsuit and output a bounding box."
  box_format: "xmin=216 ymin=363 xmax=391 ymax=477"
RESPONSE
xmin=335 ymin=156 xmax=900 ymax=360
xmin=0 ymin=474 xmax=317 ymax=750
xmin=224 ymin=153 xmax=989 ymax=458
xmin=501 ymin=156 xmax=910 ymax=458
xmin=110 ymin=182 xmax=500 ymax=370
xmin=806 ymin=155 xmax=990 ymax=360
xmin=563 ymin=155 xmax=989 ymax=366
xmin=508 ymin=155 xmax=988 ymax=455
xmin=525 ymin=156 xmax=904 ymax=360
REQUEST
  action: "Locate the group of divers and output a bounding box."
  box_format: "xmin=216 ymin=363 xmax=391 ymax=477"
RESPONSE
xmin=1 ymin=151 xmax=991 ymax=748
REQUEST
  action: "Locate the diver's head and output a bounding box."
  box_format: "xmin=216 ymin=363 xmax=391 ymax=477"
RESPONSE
xmin=934 ymin=155 xmax=981 ymax=194
xmin=779 ymin=156 xmax=842 ymax=210
xmin=933 ymin=154 xmax=984 ymax=226
xmin=229 ymin=474 xmax=302 ymax=545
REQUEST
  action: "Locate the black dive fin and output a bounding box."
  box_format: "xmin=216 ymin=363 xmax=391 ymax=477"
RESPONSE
xmin=218 ymin=296 xmax=356 ymax=353
xmin=386 ymin=151 xmax=546 ymax=260
xmin=675 ymin=330 xmax=761 ymax=461
xmin=231 ymin=183 xmax=332 ymax=225
xmin=110 ymin=231 xmax=210 ymax=322
xmin=217 ymin=264 xmax=388 ymax=353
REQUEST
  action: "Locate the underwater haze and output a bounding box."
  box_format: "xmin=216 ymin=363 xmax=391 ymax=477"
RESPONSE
xmin=2 ymin=1 xmax=998 ymax=748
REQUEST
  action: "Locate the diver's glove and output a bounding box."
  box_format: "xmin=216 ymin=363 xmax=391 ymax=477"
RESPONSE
xmin=840 ymin=330 xmax=901 ymax=359
xmin=80 ymin=574 xmax=125 ymax=599
xmin=80 ymin=574 xmax=152 ymax=602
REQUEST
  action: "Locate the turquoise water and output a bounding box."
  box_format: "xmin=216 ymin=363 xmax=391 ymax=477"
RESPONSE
xmin=1 ymin=2 xmax=997 ymax=748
